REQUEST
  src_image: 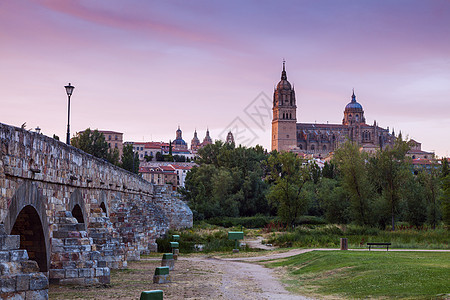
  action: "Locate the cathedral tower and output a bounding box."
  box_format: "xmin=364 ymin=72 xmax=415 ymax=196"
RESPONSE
xmin=271 ymin=61 xmax=297 ymax=151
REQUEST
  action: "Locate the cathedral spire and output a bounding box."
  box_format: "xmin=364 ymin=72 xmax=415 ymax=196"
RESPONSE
xmin=351 ymin=89 xmax=356 ymax=102
xmin=281 ymin=59 xmax=287 ymax=80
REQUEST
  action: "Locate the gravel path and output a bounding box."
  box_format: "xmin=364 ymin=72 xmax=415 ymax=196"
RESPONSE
xmin=181 ymin=256 xmax=311 ymax=300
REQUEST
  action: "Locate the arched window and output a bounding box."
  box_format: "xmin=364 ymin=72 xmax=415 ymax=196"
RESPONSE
xmin=323 ymin=145 xmax=327 ymax=151
xmin=299 ymin=144 xmax=303 ymax=150
xmin=311 ymin=145 xmax=315 ymax=150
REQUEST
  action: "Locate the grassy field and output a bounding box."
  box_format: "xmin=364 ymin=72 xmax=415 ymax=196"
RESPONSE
xmin=266 ymin=251 xmax=450 ymax=299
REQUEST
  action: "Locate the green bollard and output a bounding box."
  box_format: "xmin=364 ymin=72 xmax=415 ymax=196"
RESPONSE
xmin=140 ymin=290 xmax=163 ymax=300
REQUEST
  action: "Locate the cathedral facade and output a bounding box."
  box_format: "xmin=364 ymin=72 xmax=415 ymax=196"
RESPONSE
xmin=272 ymin=63 xmax=397 ymax=156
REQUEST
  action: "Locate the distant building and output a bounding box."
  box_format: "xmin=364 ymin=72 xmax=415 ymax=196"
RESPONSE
xmin=191 ymin=130 xmax=201 ymax=153
xmin=173 ymin=126 xmax=188 ymax=151
xmin=82 ymin=130 xmax=124 ymax=157
xmin=201 ymin=128 xmax=212 ymax=147
xmin=124 ymin=141 xmax=170 ymax=161
xmin=226 ymin=131 xmax=234 ymax=144
xmin=170 ymin=164 xmax=194 ymax=187
xmin=271 ymin=62 xmax=432 ymax=157
xmin=139 ymin=166 xmax=177 ymax=188
xmin=139 ymin=163 xmax=194 ymax=188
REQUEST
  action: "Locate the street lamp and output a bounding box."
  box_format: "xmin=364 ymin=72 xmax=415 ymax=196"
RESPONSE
xmin=64 ymin=83 xmax=75 ymax=145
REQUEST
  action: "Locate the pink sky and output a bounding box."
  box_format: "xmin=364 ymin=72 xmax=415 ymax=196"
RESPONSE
xmin=1 ymin=0 xmax=449 ymax=157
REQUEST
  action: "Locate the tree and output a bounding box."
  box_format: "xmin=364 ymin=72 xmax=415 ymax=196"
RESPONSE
xmin=441 ymin=175 xmax=450 ymax=226
xmin=418 ymin=167 xmax=442 ymax=229
xmin=317 ymin=178 xmax=351 ymax=224
xmin=155 ymin=152 xmax=164 ymax=161
xmin=266 ymin=151 xmax=309 ymax=226
xmin=322 ymin=161 xmax=337 ymax=179
xmin=441 ymin=158 xmax=449 ymax=178
xmin=107 ymin=147 xmax=120 ymax=166
xmin=182 ymin=142 xmax=270 ymax=220
xmin=402 ymin=173 xmax=427 ymax=227
xmin=71 ymin=128 xmax=121 ymax=166
xmin=369 ymin=137 xmax=410 ymax=230
xmin=334 ymin=141 xmax=373 ymax=226
xmin=71 ymin=128 xmax=109 ymax=159
xmin=120 ymin=144 xmax=139 ymax=174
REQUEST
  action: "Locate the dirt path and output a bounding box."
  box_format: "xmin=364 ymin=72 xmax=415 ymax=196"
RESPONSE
xmin=181 ymin=256 xmax=310 ymax=300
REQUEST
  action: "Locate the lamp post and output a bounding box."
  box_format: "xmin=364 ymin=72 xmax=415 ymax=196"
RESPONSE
xmin=64 ymin=83 xmax=75 ymax=145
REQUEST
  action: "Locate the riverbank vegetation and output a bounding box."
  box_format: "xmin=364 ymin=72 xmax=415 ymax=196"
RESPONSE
xmin=181 ymin=137 xmax=450 ymax=231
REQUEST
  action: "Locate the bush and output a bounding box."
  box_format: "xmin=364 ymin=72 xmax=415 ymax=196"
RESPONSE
xmin=295 ymin=216 xmax=327 ymax=225
xmin=156 ymin=228 xmax=251 ymax=253
xmin=204 ymin=215 xmax=274 ymax=228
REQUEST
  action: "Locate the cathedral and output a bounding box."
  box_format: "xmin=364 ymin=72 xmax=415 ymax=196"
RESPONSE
xmin=272 ymin=62 xmax=408 ymax=156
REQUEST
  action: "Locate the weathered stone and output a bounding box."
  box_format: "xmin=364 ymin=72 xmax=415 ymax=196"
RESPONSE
xmin=16 ymin=274 xmax=31 ymax=291
xmin=29 ymin=273 xmax=48 ymax=290
xmin=49 ymin=269 xmax=64 ymax=279
xmin=0 ymin=236 xmax=20 ymax=251
xmin=0 ymin=122 xmax=193 ymax=291
xmin=19 ymin=261 xmax=39 ymax=274
xmin=65 ymin=269 xmax=78 ymax=279
xmin=78 ymin=268 xmax=93 ymax=278
xmin=10 ymin=250 xmax=28 ymax=262
xmin=0 ymin=276 xmax=16 ymax=293
xmin=153 ymin=274 xmax=171 ymax=284
xmin=25 ymin=289 xmax=48 ymax=300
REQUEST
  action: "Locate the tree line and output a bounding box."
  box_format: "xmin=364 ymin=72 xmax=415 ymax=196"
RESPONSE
xmin=181 ymin=138 xmax=450 ymax=229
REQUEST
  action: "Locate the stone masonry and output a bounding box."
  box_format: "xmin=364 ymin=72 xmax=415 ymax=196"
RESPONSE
xmin=0 ymin=224 xmax=48 ymax=299
xmin=0 ymin=122 xmax=193 ymax=294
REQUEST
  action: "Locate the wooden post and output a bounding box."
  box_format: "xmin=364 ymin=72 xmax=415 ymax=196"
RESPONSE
xmin=340 ymin=238 xmax=348 ymax=250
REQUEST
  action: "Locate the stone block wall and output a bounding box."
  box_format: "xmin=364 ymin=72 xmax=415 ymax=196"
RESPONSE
xmin=154 ymin=185 xmax=193 ymax=229
xmin=0 ymin=122 xmax=193 ymax=286
xmin=0 ymin=224 xmax=48 ymax=299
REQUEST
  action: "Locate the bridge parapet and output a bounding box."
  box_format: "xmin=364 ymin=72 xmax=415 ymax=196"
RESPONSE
xmin=0 ymin=122 xmax=192 ymax=289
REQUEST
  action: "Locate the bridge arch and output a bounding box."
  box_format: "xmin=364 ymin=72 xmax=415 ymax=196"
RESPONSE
xmin=3 ymin=182 xmax=50 ymax=272
xmin=68 ymin=189 xmax=87 ymax=229
xmin=99 ymin=191 xmax=108 ymax=216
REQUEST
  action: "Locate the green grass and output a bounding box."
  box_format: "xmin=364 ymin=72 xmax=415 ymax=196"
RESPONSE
xmin=267 ymin=251 xmax=450 ymax=299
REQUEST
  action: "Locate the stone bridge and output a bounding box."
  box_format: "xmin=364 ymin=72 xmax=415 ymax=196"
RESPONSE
xmin=0 ymin=122 xmax=192 ymax=298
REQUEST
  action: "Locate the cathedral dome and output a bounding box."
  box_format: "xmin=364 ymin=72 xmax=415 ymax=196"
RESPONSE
xmin=277 ymin=79 xmax=291 ymax=90
xmin=173 ymin=126 xmax=187 ymax=148
xmin=276 ymin=60 xmax=292 ymax=90
xmin=173 ymin=138 xmax=187 ymax=146
xmin=344 ymin=91 xmax=363 ymax=112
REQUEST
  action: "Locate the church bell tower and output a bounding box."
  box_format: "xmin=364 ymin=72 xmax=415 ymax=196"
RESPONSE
xmin=271 ymin=61 xmax=297 ymax=151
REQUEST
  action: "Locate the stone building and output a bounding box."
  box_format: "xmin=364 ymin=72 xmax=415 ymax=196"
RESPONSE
xmin=125 ymin=141 xmax=170 ymax=161
xmin=139 ymin=166 xmax=178 ymax=187
xmin=201 ymin=129 xmax=213 ymax=147
xmin=190 ymin=130 xmax=201 ymax=153
xmin=271 ymin=62 xmax=430 ymax=157
xmin=226 ymin=131 xmax=235 ymax=144
xmin=190 ymin=129 xmax=213 ymax=153
xmin=173 ymin=126 xmax=188 ymax=151
xmin=98 ymin=130 xmax=124 ymax=157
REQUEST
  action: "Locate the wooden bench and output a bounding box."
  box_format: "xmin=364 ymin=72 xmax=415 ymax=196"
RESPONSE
xmin=367 ymin=242 xmax=391 ymax=251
